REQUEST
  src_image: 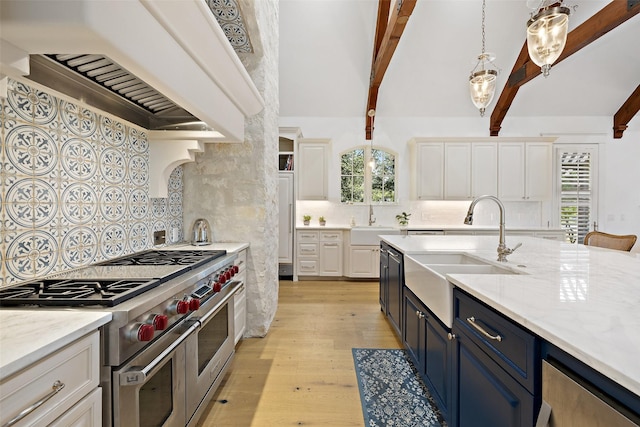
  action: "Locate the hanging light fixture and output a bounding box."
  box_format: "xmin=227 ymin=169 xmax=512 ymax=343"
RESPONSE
xmin=469 ymin=0 xmax=499 ymax=117
xmin=367 ymin=109 xmax=376 ymax=169
xmin=526 ymin=3 xmax=570 ymax=77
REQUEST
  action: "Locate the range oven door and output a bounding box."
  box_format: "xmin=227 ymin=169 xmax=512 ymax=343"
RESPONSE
xmin=185 ymin=281 xmax=239 ymax=424
xmin=112 ymin=322 xmax=196 ymax=427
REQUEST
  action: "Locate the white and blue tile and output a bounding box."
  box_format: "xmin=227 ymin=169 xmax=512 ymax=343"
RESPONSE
xmin=61 ymin=226 xmax=98 ymax=268
xmin=99 ymin=147 xmax=126 ymax=185
xmin=100 ymin=116 xmax=126 ymax=147
xmin=60 ymin=138 xmax=98 ymax=181
xmin=5 ymin=178 xmax=57 ymax=228
xmin=61 ymin=182 xmax=98 ymax=225
xmin=128 ymin=154 xmax=148 ymax=187
xmin=100 ymin=223 xmax=127 ymax=260
xmin=99 ymin=185 xmax=126 ymax=222
xmin=5 ymin=125 xmax=58 ymax=176
xmin=6 ymin=80 xmax=59 ymax=125
xmin=5 ymin=229 xmax=58 ymax=280
xmin=151 ymin=197 xmax=167 ymax=219
xmin=128 ymin=221 xmax=150 ymax=252
xmin=60 ymin=100 xmax=98 ymax=137
xmin=128 ymin=188 xmax=149 ymax=220
xmin=128 ymin=127 xmax=148 ymax=154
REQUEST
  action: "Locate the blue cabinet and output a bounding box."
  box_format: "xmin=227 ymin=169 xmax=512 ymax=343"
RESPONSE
xmin=451 ymin=289 xmax=539 ymax=427
xmin=403 ymin=288 xmax=451 ymax=420
xmin=379 ymin=244 xmax=389 ymax=313
xmin=386 ymin=244 xmax=403 ymax=336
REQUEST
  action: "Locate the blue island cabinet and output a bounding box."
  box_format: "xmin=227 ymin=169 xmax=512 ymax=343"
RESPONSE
xmin=451 ymin=289 xmax=540 ymax=427
xmin=404 ymin=287 xmax=451 ymax=420
xmin=380 ymin=242 xmax=402 ymax=336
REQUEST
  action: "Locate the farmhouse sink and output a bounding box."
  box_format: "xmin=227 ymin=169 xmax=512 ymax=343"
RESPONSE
xmin=404 ymin=253 xmax=522 ymax=328
xmin=350 ymin=226 xmax=400 ymax=245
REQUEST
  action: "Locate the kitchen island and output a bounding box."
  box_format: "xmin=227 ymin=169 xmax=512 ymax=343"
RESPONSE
xmin=380 ymin=234 xmax=640 ymax=426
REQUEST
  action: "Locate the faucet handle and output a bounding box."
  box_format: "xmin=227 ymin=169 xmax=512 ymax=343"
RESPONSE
xmin=497 ymin=242 xmax=522 ymax=262
xmin=504 ymin=242 xmax=522 ymax=256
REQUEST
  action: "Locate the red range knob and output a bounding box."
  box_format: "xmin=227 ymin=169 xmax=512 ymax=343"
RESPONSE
xmin=229 ymin=268 xmax=236 ymax=277
xmin=224 ymin=271 xmax=231 ymax=281
xmin=176 ymin=300 xmax=189 ymax=314
xmin=138 ymin=324 xmax=155 ymax=342
xmin=213 ymin=281 xmax=222 ymax=292
xmin=233 ymin=265 xmax=239 ymax=274
xmin=189 ymin=298 xmax=201 ymax=311
xmin=152 ymin=315 xmax=169 ymax=331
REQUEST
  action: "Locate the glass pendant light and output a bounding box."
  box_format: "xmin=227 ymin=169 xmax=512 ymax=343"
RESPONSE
xmin=367 ymin=109 xmax=376 ymax=169
xmin=469 ymin=0 xmax=499 ymax=117
xmin=527 ymin=5 xmax=570 ymax=77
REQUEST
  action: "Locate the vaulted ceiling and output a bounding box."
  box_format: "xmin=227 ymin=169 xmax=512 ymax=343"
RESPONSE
xmin=279 ymin=0 xmax=640 ymax=138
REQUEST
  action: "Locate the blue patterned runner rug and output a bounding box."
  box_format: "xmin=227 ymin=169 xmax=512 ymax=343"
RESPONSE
xmin=352 ymin=348 xmax=445 ymax=427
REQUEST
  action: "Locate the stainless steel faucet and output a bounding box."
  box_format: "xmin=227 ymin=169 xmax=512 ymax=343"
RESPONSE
xmin=464 ymin=195 xmax=521 ymax=262
xmin=368 ymin=205 xmax=376 ymax=226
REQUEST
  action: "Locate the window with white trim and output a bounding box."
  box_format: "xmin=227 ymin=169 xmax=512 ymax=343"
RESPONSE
xmin=556 ymin=146 xmax=598 ymax=244
xmin=341 ymin=146 xmax=396 ymax=204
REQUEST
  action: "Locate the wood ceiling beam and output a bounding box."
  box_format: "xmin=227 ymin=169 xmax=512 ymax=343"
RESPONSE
xmin=366 ymin=0 xmax=417 ymax=140
xmin=490 ymin=0 xmax=640 ymax=136
xmin=613 ymin=84 xmax=640 ymax=138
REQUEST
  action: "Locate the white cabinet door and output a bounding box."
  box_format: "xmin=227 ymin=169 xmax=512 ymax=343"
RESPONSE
xmin=444 ymin=142 xmax=471 ymax=199
xmin=278 ymin=173 xmax=294 ymax=263
xmin=348 ymin=246 xmax=379 ymax=278
xmin=414 ymin=142 xmax=444 ymax=200
xmin=498 ymin=142 xmax=552 ymax=201
xmin=498 ymin=142 xmax=526 ymax=200
xmin=525 ymin=142 xmax=552 ymax=200
xmin=472 ymin=142 xmax=498 ymax=197
xmin=319 ymin=242 xmax=342 ymax=276
xmin=297 ymin=140 xmax=328 ymax=200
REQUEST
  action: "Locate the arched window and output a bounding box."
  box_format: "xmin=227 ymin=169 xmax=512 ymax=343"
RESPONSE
xmin=341 ymin=146 xmax=396 ymax=204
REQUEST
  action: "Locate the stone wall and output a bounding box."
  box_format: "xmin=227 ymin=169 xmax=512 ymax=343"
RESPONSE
xmin=182 ymin=0 xmax=279 ymax=336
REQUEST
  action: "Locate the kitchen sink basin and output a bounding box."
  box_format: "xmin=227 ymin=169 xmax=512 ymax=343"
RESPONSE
xmin=404 ymin=253 xmax=522 ymax=328
xmin=350 ymin=226 xmax=400 ymax=245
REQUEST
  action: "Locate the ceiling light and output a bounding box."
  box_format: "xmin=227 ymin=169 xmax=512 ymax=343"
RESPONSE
xmin=469 ymin=0 xmax=499 ymax=117
xmin=367 ymin=109 xmax=376 ymax=169
xmin=527 ymin=5 xmax=570 ymax=77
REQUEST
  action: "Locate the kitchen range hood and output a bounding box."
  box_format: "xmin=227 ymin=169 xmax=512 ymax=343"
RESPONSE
xmin=0 ymin=0 xmax=264 ymax=141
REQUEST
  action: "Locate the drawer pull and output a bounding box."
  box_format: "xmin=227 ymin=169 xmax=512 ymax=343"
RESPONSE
xmin=466 ymin=316 xmax=502 ymax=342
xmin=416 ymin=310 xmax=425 ymax=319
xmin=4 ymin=380 xmax=65 ymax=427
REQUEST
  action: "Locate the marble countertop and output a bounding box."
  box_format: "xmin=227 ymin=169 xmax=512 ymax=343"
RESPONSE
xmin=380 ymin=234 xmax=640 ymax=398
xmin=296 ymin=224 xmax=566 ymax=232
xmin=0 ymin=311 xmax=112 ymax=380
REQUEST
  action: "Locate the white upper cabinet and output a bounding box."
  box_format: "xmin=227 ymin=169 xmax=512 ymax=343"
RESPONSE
xmin=444 ymin=142 xmax=471 ymax=199
xmin=411 ymin=141 xmax=444 ymax=200
xmin=297 ymin=139 xmax=329 ymax=200
xmin=411 ymin=139 xmax=499 ymax=200
xmin=498 ymin=142 xmax=552 ymax=201
xmin=471 ymin=142 xmax=498 ymax=197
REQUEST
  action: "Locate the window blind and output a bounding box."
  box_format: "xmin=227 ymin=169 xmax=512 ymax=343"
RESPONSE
xmin=560 ymin=152 xmax=592 ymax=244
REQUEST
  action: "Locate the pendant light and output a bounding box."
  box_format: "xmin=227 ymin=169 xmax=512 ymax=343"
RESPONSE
xmin=526 ymin=3 xmax=570 ymax=77
xmin=469 ymin=0 xmax=499 ymax=117
xmin=367 ymin=109 xmax=375 ymax=169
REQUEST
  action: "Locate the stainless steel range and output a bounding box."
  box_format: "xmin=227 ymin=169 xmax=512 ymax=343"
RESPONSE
xmin=0 ymin=249 xmax=244 ymax=427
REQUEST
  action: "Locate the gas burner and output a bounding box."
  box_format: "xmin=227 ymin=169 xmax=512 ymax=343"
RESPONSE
xmin=0 ymin=278 xmax=160 ymax=307
xmin=98 ymin=249 xmax=226 ymax=268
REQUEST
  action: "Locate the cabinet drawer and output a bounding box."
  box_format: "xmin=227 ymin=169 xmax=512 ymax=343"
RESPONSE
xmin=298 ymin=260 xmax=318 ymax=274
xmin=320 ymin=231 xmax=342 ymax=241
xmin=298 ymin=243 xmax=318 ymax=257
xmin=298 ymin=231 xmax=319 ymax=242
xmin=0 ymin=332 xmax=100 ymax=427
xmin=454 ymin=290 xmax=538 ymax=393
xmin=49 ymin=387 xmax=102 ymax=427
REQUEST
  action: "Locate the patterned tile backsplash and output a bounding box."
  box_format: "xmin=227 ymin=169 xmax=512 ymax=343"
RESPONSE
xmin=0 ymin=79 xmax=183 ymax=287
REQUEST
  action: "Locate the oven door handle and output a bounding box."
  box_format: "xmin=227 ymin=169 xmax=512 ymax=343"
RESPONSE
xmin=198 ymin=281 xmax=242 ymax=326
xmin=119 ymin=322 xmax=199 ymax=386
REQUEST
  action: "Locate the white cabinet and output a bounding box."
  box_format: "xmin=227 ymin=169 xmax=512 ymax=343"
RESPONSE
xmin=278 ymin=173 xmax=294 ymax=264
xmin=498 ymin=142 xmax=552 ymax=201
xmin=0 ymin=332 xmax=101 ymax=427
xmin=444 ymin=142 xmax=471 ymax=199
xmin=296 ymin=230 xmax=343 ymax=276
xmin=297 ymin=139 xmax=329 ymax=200
xmin=472 ymin=142 xmax=498 ymax=197
xmin=347 ymin=246 xmax=380 ymax=278
xmin=412 ymin=141 xmax=444 ymax=200
xmin=412 ymin=140 xmax=499 ymax=200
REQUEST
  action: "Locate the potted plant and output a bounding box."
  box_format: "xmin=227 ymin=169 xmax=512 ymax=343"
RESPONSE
xmin=395 ymin=212 xmax=411 ymax=227
xmin=303 ymin=215 xmax=311 ymax=226
xmin=319 ymin=216 xmax=326 ymax=226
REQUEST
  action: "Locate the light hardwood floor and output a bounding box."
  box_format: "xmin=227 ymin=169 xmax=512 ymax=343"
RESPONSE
xmin=197 ymin=279 xmax=402 ymax=426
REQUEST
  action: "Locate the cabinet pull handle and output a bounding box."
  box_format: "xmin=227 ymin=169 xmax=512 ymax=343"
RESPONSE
xmin=323 ymin=243 xmax=338 ymax=247
xmin=466 ymin=316 xmax=502 ymax=342
xmin=4 ymin=380 xmax=65 ymax=427
xmin=447 ymin=333 xmax=456 ymax=340
xmin=416 ymin=310 xmax=425 ymax=319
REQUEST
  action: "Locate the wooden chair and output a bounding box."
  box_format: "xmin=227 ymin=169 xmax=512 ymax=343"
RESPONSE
xmin=583 ymin=231 xmax=637 ymax=252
